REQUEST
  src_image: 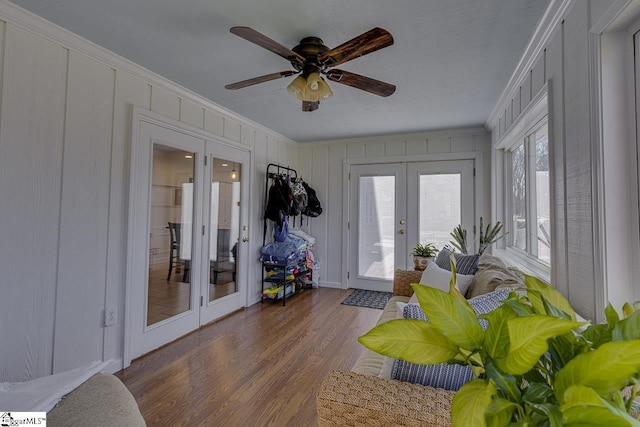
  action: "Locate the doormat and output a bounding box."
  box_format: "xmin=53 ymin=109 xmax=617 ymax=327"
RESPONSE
xmin=341 ymin=289 xmax=393 ymax=310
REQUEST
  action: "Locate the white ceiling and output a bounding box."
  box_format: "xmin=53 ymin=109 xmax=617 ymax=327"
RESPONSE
xmin=10 ymin=0 xmax=550 ymax=142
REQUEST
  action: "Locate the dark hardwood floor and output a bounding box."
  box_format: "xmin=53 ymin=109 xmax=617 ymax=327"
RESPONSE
xmin=117 ymin=287 xmax=380 ymax=426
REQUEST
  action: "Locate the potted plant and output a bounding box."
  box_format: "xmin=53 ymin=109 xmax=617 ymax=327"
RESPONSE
xmin=412 ymin=242 xmax=439 ymax=271
xmin=359 ymin=265 xmax=640 ymax=426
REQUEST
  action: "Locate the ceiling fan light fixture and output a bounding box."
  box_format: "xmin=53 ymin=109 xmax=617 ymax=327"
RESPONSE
xmin=306 ymin=73 xmax=333 ymax=101
xmin=287 ymin=72 xmax=333 ymax=103
xmin=305 ymin=72 xmax=322 ymax=92
xmin=287 ymin=75 xmax=306 ymax=99
xmin=320 ymin=81 xmax=333 ymax=100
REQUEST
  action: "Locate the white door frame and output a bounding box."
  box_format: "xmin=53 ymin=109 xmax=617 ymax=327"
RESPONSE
xmin=341 ymin=152 xmax=483 ymax=290
xmin=124 ymin=107 xmax=253 ymax=367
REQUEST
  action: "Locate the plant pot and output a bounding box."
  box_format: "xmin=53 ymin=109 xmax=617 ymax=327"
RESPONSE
xmin=413 ymin=255 xmax=432 ymax=271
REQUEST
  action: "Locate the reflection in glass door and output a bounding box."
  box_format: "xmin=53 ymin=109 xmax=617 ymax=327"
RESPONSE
xmin=147 ymin=145 xmax=195 ymax=326
xmin=208 ymin=158 xmax=241 ymax=302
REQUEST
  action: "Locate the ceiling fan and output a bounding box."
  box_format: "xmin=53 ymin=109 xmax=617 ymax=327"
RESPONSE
xmin=225 ymin=26 xmax=396 ymax=112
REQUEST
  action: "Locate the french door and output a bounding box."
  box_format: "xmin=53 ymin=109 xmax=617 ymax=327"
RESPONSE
xmin=127 ymin=114 xmax=250 ymax=362
xmin=199 ymin=143 xmax=249 ymax=325
xmin=348 ymin=160 xmax=474 ymax=292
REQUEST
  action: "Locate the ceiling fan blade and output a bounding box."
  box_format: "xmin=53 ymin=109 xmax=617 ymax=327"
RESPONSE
xmin=225 ymin=70 xmax=298 ymax=90
xmin=230 ymin=27 xmax=305 ymax=65
xmin=326 ymin=69 xmax=396 ymax=97
xmin=302 ymin=101 xmax=319 ymax=112
xmin=319 ymin=27 xmax=393 ymax=67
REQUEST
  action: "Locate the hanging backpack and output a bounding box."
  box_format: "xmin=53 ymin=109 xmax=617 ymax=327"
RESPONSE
xmin=264 ymin=178 xmax=288 ymax=226
xmin=291 ymin=180 xmax=308 ymax=214
xmin=302 ymin=181 xmax=322 ymax=217
xmin=286 ymin=175 xmax=302 ymax=216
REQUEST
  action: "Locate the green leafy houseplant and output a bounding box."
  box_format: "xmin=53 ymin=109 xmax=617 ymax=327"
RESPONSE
xmin=359 ymin=265 xmax=640 ymax=426
xmin=412 ymin=242 xmax=439 ymax=270
xmin=478 ymin=217 xmax=508 ymax=255
xmin=450 ymin=217 xmax=508 ymax=255
xmin=450 ymin=224 xmax=469 ymax=254
xmin=412 ymin=242 xmax=439 ymax=257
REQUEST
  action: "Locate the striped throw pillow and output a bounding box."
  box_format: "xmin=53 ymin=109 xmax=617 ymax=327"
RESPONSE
xmin=434 ymin=247 xmax=480 ymax=275
xmin=391 ymin=288 xmax=511 ymax=390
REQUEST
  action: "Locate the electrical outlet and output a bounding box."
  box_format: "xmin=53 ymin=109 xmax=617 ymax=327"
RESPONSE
xmin=105 ymin=306 xmax=117 ymax=327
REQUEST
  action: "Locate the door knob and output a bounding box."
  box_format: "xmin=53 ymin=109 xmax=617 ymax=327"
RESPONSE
xmin=399 ymin=220 xmax=405 ymax=225
xmin=242 ymin=236 xmax=249 ymax=242
xmin=399 ymin=229 xmax=405 ymax=235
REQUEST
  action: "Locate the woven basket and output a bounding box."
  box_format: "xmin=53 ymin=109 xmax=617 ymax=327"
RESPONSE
xmin=317 ymin=370 xmax=453 ymax=427
xmin=393 ymin=269 xmax=423 ymax=297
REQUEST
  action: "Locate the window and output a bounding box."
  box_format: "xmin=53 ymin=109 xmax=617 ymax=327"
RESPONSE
xmin=507 ymin=119 xmax=550 ymax=265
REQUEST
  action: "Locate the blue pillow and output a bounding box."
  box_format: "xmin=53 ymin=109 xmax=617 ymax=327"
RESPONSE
xmin=434 ymin=247 xmax=480 ymax=275
xmin=391 ymin=288 xmax=511 ymax=390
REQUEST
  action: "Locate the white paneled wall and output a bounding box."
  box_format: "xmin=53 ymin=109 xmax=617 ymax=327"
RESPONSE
xmin=563 ymin=2 xmax=595 ymax=320
xmin=489 ymin=1 xmax=589 ymax=313
xmin=297 ymin=128 xmax=491 ymax=288
xmin=54 ymin=51 xmax=114 ymax=373
xmin=486 ymin=0 xmax=635 ymax=320
xmin=0 ymin=2 xmax=296 ymax=381
xmin=0 ymin=23 xmax=68 ymax=381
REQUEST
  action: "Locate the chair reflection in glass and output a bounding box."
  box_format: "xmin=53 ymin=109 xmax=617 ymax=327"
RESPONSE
xmin=167 ymin=222 xmax=190 ymax=282
xmin=211 ymin=231 xmax=237 ymax=285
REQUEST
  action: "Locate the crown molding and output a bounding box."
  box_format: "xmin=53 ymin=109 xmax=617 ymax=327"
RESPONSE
xmin=302 ymin=125 xmax=489 ymax=147
xmin=0 ymin=0 xmax=297 ymax=145
xmin=486 ymin=0 xmax=575 ymax=129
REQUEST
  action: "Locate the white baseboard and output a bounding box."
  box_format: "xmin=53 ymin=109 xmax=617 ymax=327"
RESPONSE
xmin=318 ymin=281 xmax=344 ymax=289
xmin=103 ymin=358 xmax=124 ymax=374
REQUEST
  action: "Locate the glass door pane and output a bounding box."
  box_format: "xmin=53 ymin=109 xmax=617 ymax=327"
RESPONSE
xmin=209 ymin=158 xmax=240 ymax=302
xmin=418 ymin=174 xmax=461 ymax=251
xmin=147 ymin=144 xmax=195 ymax=326
xmin=406 ymin=160 xmax=475 ymax=260
xmin=358 ymin=175 xmax=396 ymax=280
xmin=348 ymin=163 xmax=406 ymax=292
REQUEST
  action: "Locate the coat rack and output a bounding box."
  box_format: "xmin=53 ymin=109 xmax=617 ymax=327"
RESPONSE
xmin=263 ymin=164 xmax=298 ymax=246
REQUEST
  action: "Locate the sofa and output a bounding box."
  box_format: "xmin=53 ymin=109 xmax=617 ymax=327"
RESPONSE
xmin=317 ymin=252 xmax=524 ymax=427
xmin=1 ymin=361 xmax=145 ymax=427
xmin=48 ymin=373 xmax=146 ymax=427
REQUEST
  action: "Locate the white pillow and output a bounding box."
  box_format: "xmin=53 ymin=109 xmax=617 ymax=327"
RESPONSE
xmin=379 ymin=355 xmax=395 ymax=379
xmin=418 ymin=261 xmax=474 ymax=296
